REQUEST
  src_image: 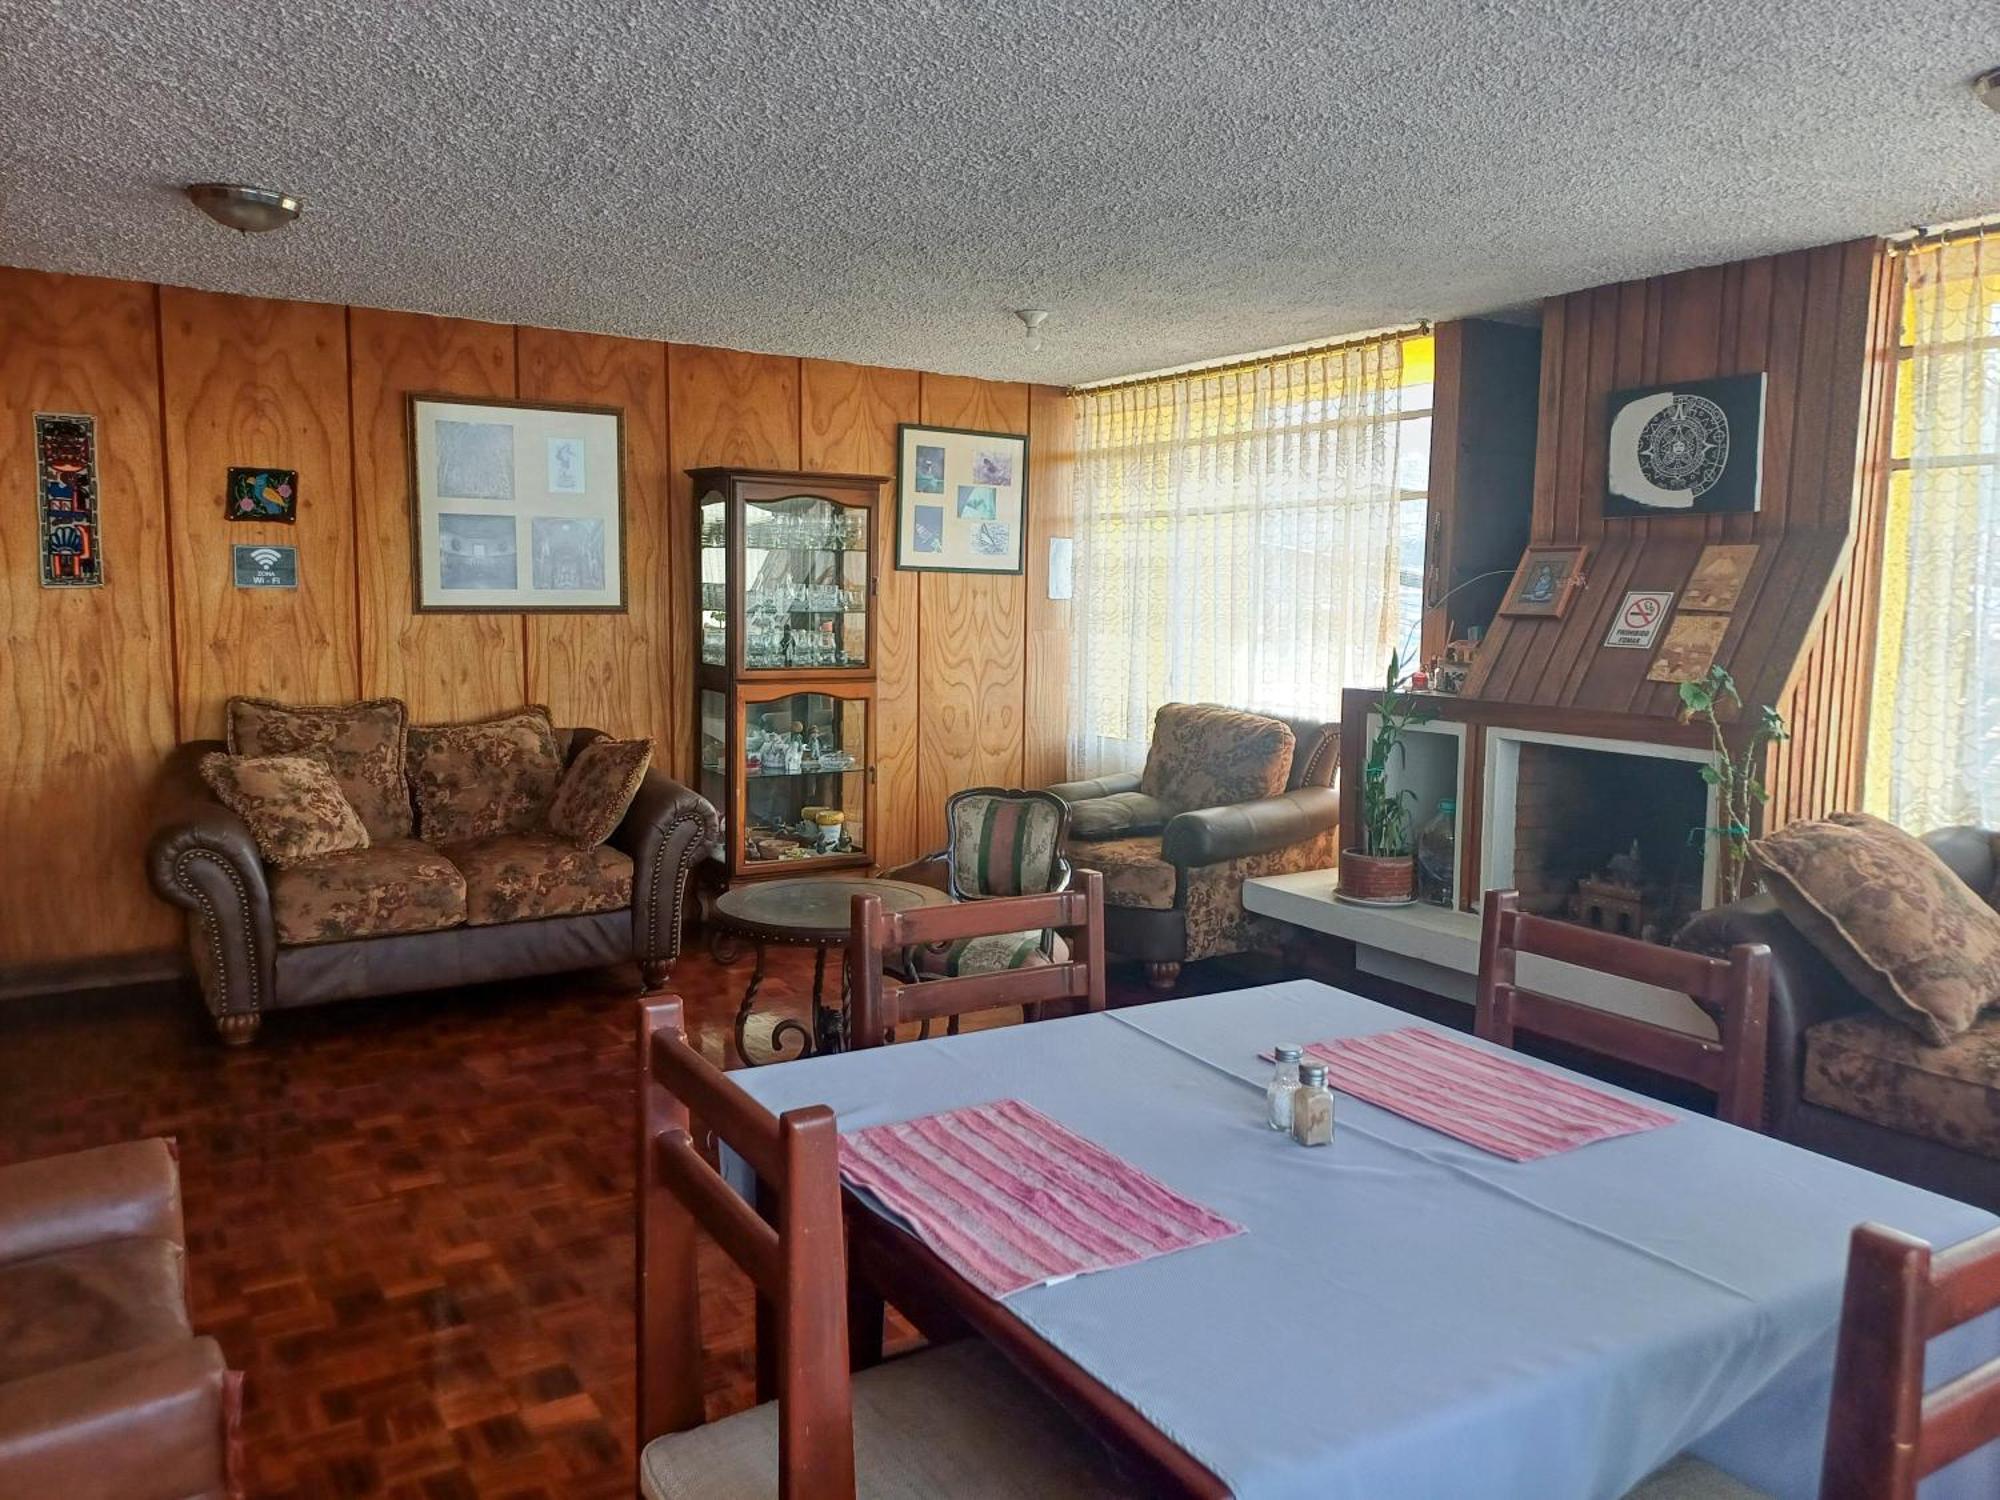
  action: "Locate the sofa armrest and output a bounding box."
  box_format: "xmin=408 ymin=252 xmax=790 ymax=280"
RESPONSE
xmin=0 ymin=1339 xmax=237 ymax=1500
xmin=611 ymin=769 xmax=717 ymax=966
xmin=0 ymin=1140 xmax=182 ymax=1267
xmin=1160 ymin=786 xmax=1341 ymax=867
xmin=1047 ymin=771 xmax=1142 ymax=802
xmin=147 ymin=743 xmax=274 ymax=1022
xmin=1676 ymin=893 xmax=1874 ymax=1137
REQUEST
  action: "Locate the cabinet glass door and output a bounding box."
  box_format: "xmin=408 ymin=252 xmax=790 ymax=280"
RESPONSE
xmin=741 ymin=494 xmax=868 ymax=671
xmin=699 ymin=687 xmax=729 ymax=846
xmin=741 ymin=690 xmax=868 ymax=867
xmin=699 ymin=490 xmax=728 ymax=667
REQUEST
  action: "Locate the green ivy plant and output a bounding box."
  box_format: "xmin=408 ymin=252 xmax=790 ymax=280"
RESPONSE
xmin=1360 ymin=651 xmax=1439 ymax=859
xmin=1677 ymin=665 xmax=1790 ymax=902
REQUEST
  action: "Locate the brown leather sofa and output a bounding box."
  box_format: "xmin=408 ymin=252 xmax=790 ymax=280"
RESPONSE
xmin=1049 ymin=705 xmax=1340 ymax=990
xmin=0 ymin=1139 xmax=239 ymax=1500
xmin=1678 ymin=826 xmax=2000 ymax=1211
xmin=149 ymin=726 xmax=715 ymax=1043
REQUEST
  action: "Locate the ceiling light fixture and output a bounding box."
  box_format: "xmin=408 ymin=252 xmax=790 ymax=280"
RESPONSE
xmin=185 ymin=183 xmax=301 ymax=233
xmin=1977 ymin=67 xmax=2000 ymax=113
xmin=1016 ymin=309 xmax=1049 ymax=353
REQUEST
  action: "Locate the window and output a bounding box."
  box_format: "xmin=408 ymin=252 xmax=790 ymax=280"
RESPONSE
xmin=1068 ymin=331 xmax=1433 ymax=778
xmin=1864 ymin=230 xmax=2000 ymax=830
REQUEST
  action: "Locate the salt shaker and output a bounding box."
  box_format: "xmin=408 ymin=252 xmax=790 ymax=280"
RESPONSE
xmin=1266 ymin=1044 xmax=1304 ymax=1131
xmin=1291 ymin=1061 xmax=1335 ymax=1147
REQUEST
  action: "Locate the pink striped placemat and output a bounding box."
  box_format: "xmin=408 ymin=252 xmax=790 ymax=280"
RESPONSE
xmin=839 ymin=1099 xmax=1244 ymax=1299
xmin=1291 ymin=1027 xmax=1676 ymax=1161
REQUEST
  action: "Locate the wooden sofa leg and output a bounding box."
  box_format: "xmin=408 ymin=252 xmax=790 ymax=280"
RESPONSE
xmin=215 ymin=1012 xmax=261 ymax=1046
xmin=1144 ymin=962 xmax=1182 ymax=992
xmin=638 ymin=958 xmax=671 ymax=995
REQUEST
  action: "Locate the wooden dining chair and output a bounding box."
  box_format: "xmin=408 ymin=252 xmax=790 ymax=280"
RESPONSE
xmin=635 ymin=997 xmax=1135 ymax=1498
xmin=1476 ymin=889 xmax=1773 ymax=1129
xmin=846 ymin=869 xmax=1106 ymax=1050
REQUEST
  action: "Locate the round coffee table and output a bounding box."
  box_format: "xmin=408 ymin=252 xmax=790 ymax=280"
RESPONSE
xmin=711 ymin=876 xmax=951 ymax=1064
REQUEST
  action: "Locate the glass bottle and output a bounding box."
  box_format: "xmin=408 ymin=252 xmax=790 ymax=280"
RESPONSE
xmin=1291 ymin=1062 xmax=1335 ymax=1147
xmin=1417 ymin=798 xmax=1457 ymax=907
xmin=1266 ymin=1044 xmax=1304 ymax=1131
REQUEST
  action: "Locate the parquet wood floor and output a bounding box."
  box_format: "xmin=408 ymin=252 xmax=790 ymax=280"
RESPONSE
xmin=0 ymin=944 xmax=1259 ymax=1499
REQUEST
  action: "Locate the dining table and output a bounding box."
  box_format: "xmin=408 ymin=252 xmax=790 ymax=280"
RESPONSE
xmin=721 ymin=979 xmax=2000 ymax=1499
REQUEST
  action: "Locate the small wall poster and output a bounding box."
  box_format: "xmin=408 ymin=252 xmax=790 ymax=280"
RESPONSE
xmin=1606 ymin=374 xmax=1765 ymax=516
xmin=233 ymin=543 xmax=298 ymax=589
xmin=226 ymin=467 xmax=297 ymax=522
xmin=407 ymin=395 xmax=625 ymax=611
xmin=1647 ymin=614 xmax=1729 ymax=683
xmin=1683 ymin=543 xmax=1759 ymax=612
xmin=895 ymin=423 xmax=1028 ymax=573
xmin=1604 ymin=590 xmax=1674 ymax=648
xmin=35 ymin=412 xmax=102 ymax=588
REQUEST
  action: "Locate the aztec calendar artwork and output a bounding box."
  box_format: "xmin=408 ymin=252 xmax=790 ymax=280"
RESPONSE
xmin=1605 ymin=373 xmax=1765 ymax=517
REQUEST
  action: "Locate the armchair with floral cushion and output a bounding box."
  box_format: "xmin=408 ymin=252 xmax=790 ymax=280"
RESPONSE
xmin=148 ymin=697 xmax=715 ymax=1043
xmin=1047 ymin=703 xmax=1341 ymax=990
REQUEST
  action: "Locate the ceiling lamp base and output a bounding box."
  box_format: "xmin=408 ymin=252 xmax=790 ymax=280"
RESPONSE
xmin=185 ymin=183 xmax=301 ymax=233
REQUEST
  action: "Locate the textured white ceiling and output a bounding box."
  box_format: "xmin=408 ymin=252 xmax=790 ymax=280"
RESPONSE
xmin=2 ymin=2 xmax=1994 ymax=385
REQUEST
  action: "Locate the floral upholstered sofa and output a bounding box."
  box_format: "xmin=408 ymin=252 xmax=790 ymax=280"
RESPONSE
xmin=148 ymin=698 xmax=714 ymax=1043
xmin=1048 ymin=704 xmax=1340 ymax=990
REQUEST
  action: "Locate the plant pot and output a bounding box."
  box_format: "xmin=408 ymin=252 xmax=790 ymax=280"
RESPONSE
xmin=1340 ymin=849 xmax=1416 ymax=903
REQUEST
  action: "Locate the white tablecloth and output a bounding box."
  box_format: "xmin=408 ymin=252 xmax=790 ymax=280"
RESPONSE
xmin=724 ymin=980 xmax=2000 ymax=1499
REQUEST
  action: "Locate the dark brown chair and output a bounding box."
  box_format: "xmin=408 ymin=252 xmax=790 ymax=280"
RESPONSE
xmin=1822 ymin=1222 xmax=2000 ymax=1499
xmin=1477 ymin=889 xmax=1773 ymax=1130
xmin=847 ymin=870 xmax=1106 ymax=1051
xmin=634 ymin=998 xmax=1134 ymax=1498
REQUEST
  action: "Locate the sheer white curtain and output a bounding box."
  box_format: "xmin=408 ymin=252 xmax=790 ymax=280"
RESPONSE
xmin=1866 ymin=232 xmax=2000 ymax=830
xmin=1067 ymin=335 xmax=1415 ymax=779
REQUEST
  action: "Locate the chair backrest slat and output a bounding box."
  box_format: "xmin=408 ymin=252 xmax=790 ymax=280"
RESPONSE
xmin=849 ymin=869 xmax=1106 ymax=1050
xmin=1824 ymin=1222 xmax=2000 ymax=1499
xmin=1475 ymin=889 xmax=1772 ymax=1129
xmin=636 ymin=999 xmax=856 ymax=1499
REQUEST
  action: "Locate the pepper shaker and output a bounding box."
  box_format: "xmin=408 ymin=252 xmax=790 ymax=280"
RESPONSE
xmin=1291 ymin=1061 xmax=1335 ymax=1147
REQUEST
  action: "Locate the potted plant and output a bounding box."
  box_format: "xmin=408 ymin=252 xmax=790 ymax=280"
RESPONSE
xmin=1677 ymin=664 xmax=1790 ymax=903
xmin=1340 ymin=652 xmax=1438 ymax=903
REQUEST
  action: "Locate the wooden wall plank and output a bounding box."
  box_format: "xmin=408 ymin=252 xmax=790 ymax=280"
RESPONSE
xmin=667 ymin=347 xmax=800 ymax=471
xmin=349 ymin=308 xmax=523 ymax=721
xmin=0 ymin=270 xmax=178 ymax=961
xmin=799 ymin=358 xmax=921 ymax=867
xmin=159 ymin=289 xmax=357 ymax=740
xmin=1024 ymin=384 xmax=1075 ymax=789
xmin=917 ymin=375 xmax=1030 ymax=815
xmin=518 ymin=328 xmax=678 ymax=764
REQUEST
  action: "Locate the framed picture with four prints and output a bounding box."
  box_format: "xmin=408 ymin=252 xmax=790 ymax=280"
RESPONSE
xmin=894 ymin=423 xmax=1028 ymax=574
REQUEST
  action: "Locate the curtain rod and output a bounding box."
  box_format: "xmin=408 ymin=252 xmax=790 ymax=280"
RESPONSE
xmin=1889 ymin=217 xmax=1998 ymax=253
xmin=1068 ymin=321 xmax=1431 ymax=398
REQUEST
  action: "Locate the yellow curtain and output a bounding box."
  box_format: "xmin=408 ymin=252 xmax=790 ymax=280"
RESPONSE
xmin=1068 ymin=333 xmax=1430 ymax=778
xmin=1865 ymin=231 xmax=2000 ymax=830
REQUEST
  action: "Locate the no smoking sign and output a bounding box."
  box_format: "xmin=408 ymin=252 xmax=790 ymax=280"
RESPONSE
xmin=1604 ymin=590 xmax=1675 ymax=649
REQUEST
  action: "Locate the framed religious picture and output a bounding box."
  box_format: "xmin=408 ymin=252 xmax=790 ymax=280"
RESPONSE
xmin=1498 ymin=545 xmax=1589 ymax=619
xmin=1605 ymin=374 xmax=1765 ymax=517
xmin=894 ymin=423 xmax=1028 ymax=573
xmin=407 ymin=395 xmax=625 ymax=612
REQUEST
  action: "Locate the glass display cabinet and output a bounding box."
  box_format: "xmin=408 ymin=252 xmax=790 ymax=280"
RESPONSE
xmin=691 ymin=467 xmax=883 ymax=880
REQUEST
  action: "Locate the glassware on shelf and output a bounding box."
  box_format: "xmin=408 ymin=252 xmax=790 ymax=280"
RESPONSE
xmin=1417 ymin=799 xmax=1457 ymax=908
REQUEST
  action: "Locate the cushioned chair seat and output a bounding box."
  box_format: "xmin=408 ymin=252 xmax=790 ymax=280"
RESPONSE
xmin=1066 ymin=835 xmax=1177 ymax=910
xmin=639 ymin=1338 xmax=1132 ymax=1499
xmin=444 ymin=832 xmax=635 ymax=926
xmin=1803 ymin=1010 xmax=2000 ymax=1158
xmin=912 ymin=930 xmax=1070 ymax=978
xmin=1622 ymin=1455 xmax=1770 ymax=1498
xmin=0 ymin=1237 xmax=190 ymax=1385
xmin=269 ymin=838 xmax=467 ymax=946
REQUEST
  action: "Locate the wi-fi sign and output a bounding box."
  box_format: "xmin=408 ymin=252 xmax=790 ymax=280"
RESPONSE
xmin=234 ymin=543 xmax=297 ymax=589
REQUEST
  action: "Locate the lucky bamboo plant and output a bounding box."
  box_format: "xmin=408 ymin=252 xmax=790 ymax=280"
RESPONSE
xmin=1678 ymin=664 xmax=1790 ymax=902
xmin=1360 ymin=651 xmax=1439 ymax=858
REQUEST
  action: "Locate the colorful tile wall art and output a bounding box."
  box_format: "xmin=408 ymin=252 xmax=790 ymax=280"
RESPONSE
xmin=226 ymin=467 xmax=298 ymax=522
xmin=35 ymin=412 xmax=103 ymax=588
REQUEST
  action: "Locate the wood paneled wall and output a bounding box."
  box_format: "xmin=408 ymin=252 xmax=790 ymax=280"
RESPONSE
xmin=1463 ymin=240 xmax=1899 ymax=826
xmin=0 ymin=268 xmax=1073 ymax=974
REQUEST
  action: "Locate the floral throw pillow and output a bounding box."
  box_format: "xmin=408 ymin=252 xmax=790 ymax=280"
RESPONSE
xmin=227 ymin=695 xmax=412 ymax=841
xmin=200 ymin=752 xmax=370 ymax=868
xmin=1139 ymin=704 xmax=1295 ymax=814
xmin=547 ymin=738 xmax=653 ymax=848
xmin=407 ymin=706 xmax=563 ymax=843
xmin=1753 ymin=812 xmax=2000 ymax=1044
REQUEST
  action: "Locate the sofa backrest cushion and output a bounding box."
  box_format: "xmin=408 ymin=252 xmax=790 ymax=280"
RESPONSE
xmin=1753 ymin=811 xmax=2000 ymax=1046
xmin=408 ymin=706 xmax=563 ymax=843
xmin=1139 ymin=704 xmax=1295 ymax=814
xmin=200 ymin=751 xmax=370 ymax=867
xmin=227 ymin=695 xmax=412 ymax=841
xmin=1266 ymin=715 xmax=1340 ymax=790
xmin=548 ymin=737 xmax=653 ymax=848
